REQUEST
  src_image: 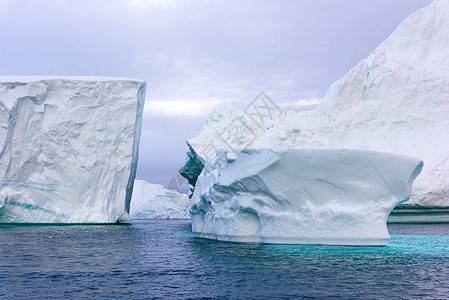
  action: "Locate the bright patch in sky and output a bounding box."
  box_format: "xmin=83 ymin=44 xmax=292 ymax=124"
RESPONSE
xmin=124 ymin=0 xmax=185 ymax=11
xmin=279 ymin=99 xmax=321 ymax=111
xmin=144 ymin=99 xmax=223 ymax=117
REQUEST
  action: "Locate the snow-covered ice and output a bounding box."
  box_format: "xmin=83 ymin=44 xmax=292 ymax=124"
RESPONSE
xmin=191 ymin=149 xmax=423 ymax=245
xmin=130 ymin=180 xmax=189 ymax=220
xmin=183 ymin=0 xmax=449 ymax=208
xmin=0 ymin=76 xmax=146 ymax=223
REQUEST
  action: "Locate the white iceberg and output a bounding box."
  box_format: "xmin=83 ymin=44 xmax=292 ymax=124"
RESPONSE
xmin=191 ymin=149 xmax=423 ymax=245
xmin=0 ymin=76 xmax=145 ymax=223
xmin=130 ymin=180 xmax=189 ymax=219
xmin=183 ymin=0 xmax=449 ymax=208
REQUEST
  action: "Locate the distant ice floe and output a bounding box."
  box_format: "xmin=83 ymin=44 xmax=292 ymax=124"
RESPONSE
xmin=130 ymin=180 xmax=189 ymax=220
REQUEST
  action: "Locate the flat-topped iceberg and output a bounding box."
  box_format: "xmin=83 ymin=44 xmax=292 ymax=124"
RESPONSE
xmin=130 ymin=180 xmax=189 ymax=220
xmin=191 ymin=149 xmax=423 ymax=245
xmin=0 ymin=76 xmax=146 ymax=223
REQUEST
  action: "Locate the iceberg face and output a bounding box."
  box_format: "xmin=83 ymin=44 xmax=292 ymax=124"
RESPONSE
xmin=182 ymin=0 xmax=449 ymax=207
xmin=130 ymin=180 xmax=189 ymax=220
xmin=0 ymin=76 xmax=146 ymax=223
xmin=191 ymin=149 xmax=423 ymax=245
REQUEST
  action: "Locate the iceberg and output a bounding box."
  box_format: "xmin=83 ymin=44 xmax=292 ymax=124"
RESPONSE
xmin=191 ymin=149 xmax=423 ymax=245
xmin=182 ymin=0 xmax=449 ymax=208
xmin=130 ymin=180 xmax=189 ymax=220
xmin=0 ymin=76 xmax=146 ymax=223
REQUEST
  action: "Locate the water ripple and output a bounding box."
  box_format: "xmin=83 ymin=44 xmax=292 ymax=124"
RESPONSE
xmin=0 ymin=221 xmax=448 ymax=299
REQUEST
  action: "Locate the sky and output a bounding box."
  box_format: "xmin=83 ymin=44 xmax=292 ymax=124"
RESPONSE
xmin=0 ymin=0 xmax=432 ymax=189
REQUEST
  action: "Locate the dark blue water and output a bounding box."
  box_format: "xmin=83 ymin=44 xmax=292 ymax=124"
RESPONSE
xmin=1 ymin=221 xmax=449 ymax=299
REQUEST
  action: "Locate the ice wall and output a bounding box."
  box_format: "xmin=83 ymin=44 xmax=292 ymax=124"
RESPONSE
xmin=0 ymin=76 xmax=146 ymax=223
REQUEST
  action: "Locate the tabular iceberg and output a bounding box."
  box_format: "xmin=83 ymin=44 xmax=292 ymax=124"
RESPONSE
xmin=130 ymin=180 xmax=189 ymax=220
xmin=182 ymin=0 xmax=449 ymax=208
xmin=0 ymin=76 xmax=146 ymax=223
xmin=191 ymin=149 xmax=423 ymax=245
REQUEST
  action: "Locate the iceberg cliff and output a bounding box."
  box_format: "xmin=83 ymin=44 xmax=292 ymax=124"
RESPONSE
xmin=182 ymin=0 xmax=449 ymax=207
xmin=191 ymin=149 xmax=423 ymax=245
xmin=130 ymin=180 xmax=189 ymax=220
xmin=0 ymin=76 xmax=146 ymax=223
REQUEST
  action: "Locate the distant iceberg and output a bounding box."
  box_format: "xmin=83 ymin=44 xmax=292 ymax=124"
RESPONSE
xmin=191 ymin=149 xmax=422 ymax=245
xmin=0 ymin=76 xmax=145 ymax=223
xmin=130 ymin=180 xmax=189 ymax=220
xmin=182 ymin=0 xmax=449 ymax=208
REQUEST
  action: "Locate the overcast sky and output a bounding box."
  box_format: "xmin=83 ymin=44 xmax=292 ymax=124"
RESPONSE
xmin=0 ymin=0 xmax=432 ymax=189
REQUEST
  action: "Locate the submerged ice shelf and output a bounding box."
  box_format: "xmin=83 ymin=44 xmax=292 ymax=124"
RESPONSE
xmin=0 ymin=76 xmax=146 ymax=223
xmin=191 ymin=149 xmax=423 ymax=245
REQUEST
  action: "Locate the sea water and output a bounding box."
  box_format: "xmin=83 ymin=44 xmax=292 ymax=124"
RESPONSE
xmin=1 ymin=220 xmax=448 ymax=299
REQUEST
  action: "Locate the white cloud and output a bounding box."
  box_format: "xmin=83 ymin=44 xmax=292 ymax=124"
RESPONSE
xmin=144 ymin=99 xmax=223 ymax=117
xmin=278 ymin=99 xmax=321 ymax=111
xmin=123 ymin=0 xmax=189 ymax=11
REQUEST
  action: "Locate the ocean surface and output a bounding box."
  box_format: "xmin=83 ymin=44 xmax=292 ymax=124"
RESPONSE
xmin=1 ymin=220 xmax=449 ymax=299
